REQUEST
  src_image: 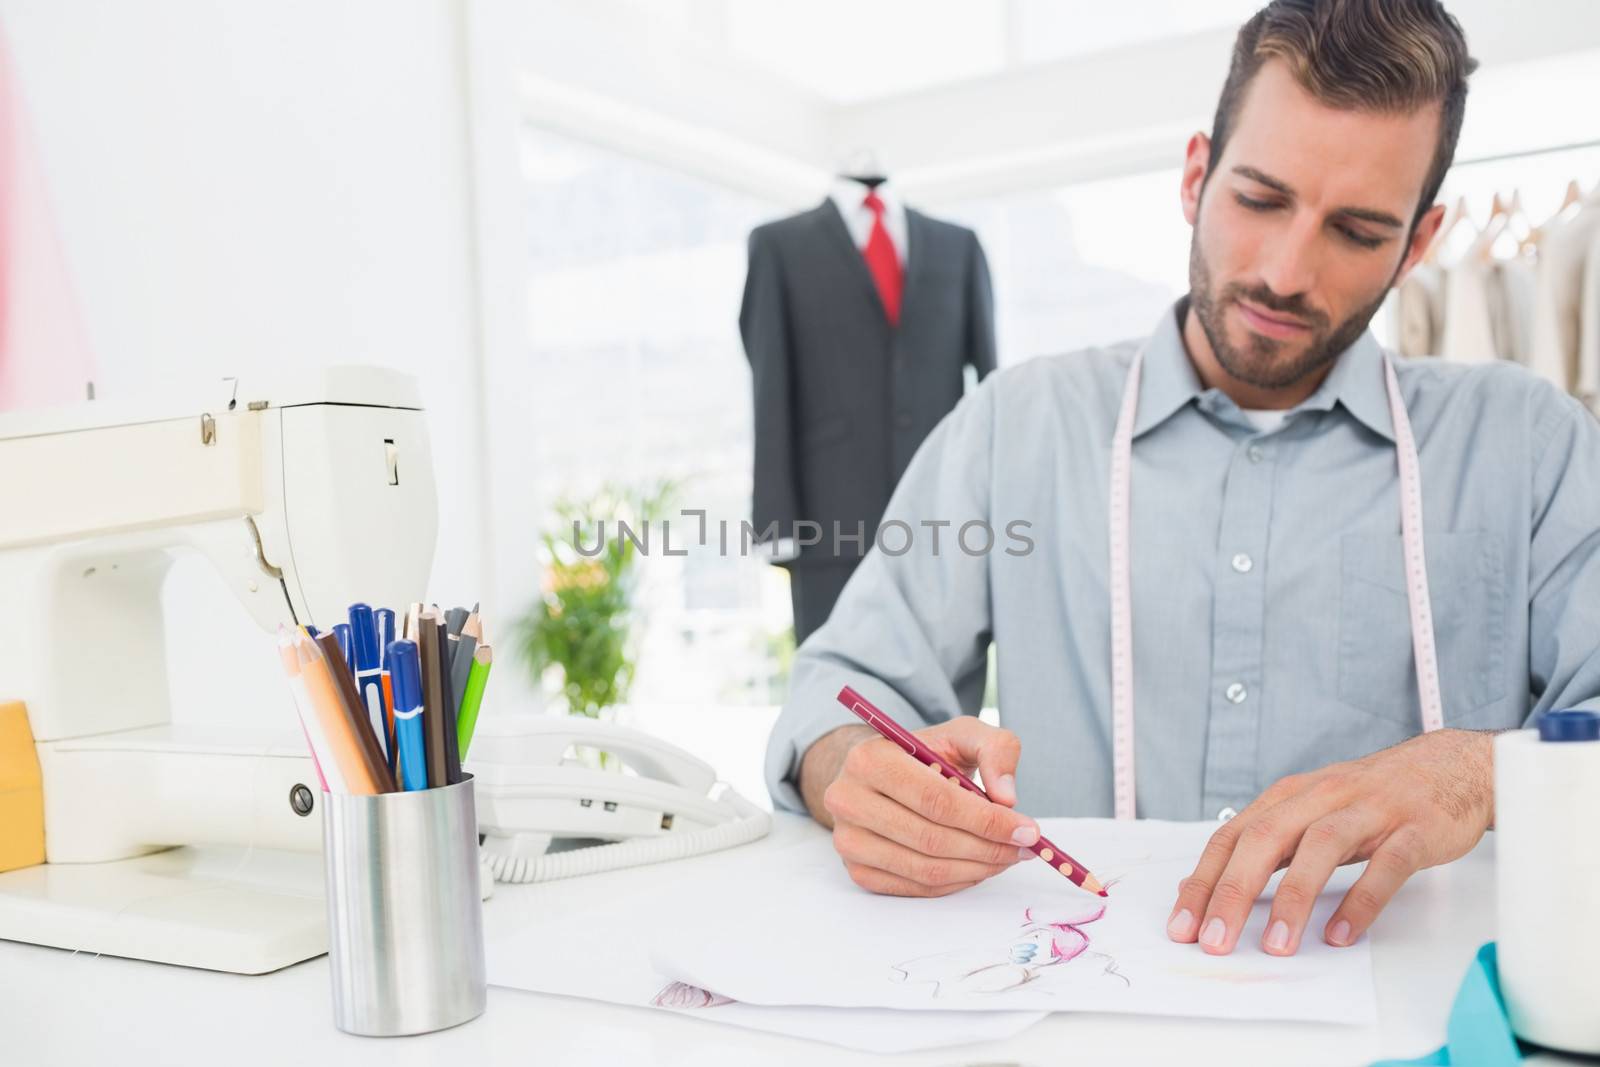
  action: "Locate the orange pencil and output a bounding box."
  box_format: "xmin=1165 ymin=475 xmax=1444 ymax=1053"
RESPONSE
xmin=276 ymin=627 xmax=335 ymax=792
xmin=314 ymin=632 xmax=396 ymax=793
xmin=296 ymin=633 xmax=386 ymax=794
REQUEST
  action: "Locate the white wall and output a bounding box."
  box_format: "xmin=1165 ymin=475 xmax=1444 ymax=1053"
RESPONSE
xmin=0 ymin=0 xmax=491 ymax=724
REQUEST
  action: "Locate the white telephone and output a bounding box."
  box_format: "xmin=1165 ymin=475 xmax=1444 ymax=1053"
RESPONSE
xmin=466 ymin=715 xmax=771 ymax=884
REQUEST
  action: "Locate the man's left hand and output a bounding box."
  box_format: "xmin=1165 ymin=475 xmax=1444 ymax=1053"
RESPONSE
xmin=1166 ymin=728 xmax=1496 ymax=956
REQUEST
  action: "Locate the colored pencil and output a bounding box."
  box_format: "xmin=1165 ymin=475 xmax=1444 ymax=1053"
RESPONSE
xmin=460 ymin=608 xmax=482 ymax=647
xmin=457 ymin=644 xmax=492 ymax=760
xmin=450 ymin=632 xmax=477 ymax=711
xmin=437 ymin=618 xmax=463 ymax=785
xmin=314 ymin=631 xmax=396 ymax=793
xmin=277 ymin=627 xmax=335 ymax=792
xmin=417 ymin=612 xmax=448 ymax=788
xmin=296 ymin=632 xmax=385 ymax=794
xmin=836 ymin=685 xmax=1108 ymax=896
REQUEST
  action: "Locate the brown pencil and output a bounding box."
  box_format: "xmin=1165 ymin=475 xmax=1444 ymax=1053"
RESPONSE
xmin=314 ymin=632 xmax=396 ymax=793
xmin=418 ymin=611 xmax=448 ymax=788
xmin=296 ymin=633 xmax=383 ymax=794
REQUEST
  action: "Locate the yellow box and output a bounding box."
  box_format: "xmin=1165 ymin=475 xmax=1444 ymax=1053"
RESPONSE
xmin=0 ymin=701 xmax=45 ymax=872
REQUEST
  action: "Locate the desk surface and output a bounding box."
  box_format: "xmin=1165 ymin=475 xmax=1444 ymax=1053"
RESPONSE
xmin=0 ymin=815 xmax=1579 ymax=1067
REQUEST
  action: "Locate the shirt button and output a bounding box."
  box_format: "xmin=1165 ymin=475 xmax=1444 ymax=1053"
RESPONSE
xmin=1248 ymin=445 xmax=1265 ymax=463
xmin=1225 ymin=682 xmax=1248 ymax=704
xmin=1231 ymin=553 xmax=1253 ymax=574
xmin=1217 ymin=807 xmax=1238 ymax=822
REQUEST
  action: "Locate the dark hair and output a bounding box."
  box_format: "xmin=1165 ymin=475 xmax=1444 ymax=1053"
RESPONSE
xmin=1208 ymin=0 xmax=1478 ymax=229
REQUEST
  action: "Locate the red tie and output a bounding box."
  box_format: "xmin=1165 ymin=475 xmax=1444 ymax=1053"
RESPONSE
xmin=861 ymin=191 xmax=903 ymax=326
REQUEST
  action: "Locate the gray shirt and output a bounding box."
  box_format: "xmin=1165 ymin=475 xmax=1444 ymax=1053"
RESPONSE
xmin=764 ymin=299 xmax=1600 ymax=820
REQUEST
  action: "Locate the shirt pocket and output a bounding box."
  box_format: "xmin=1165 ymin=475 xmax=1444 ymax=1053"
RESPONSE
xmin=1337 ymin=530 xmax=1506 ymax=725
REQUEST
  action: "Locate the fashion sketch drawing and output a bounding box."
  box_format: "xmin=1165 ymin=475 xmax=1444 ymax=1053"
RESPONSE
xmin=890 ymin=904 xmax=1129 ymax=997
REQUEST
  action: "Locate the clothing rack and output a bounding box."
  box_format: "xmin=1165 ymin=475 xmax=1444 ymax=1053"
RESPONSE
xmin=1396 ymin=157 xmax=1600 ymax=404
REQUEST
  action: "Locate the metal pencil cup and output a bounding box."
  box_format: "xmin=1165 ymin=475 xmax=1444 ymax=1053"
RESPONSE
xmin=322 ymin=774 xmax=486 ymax=1036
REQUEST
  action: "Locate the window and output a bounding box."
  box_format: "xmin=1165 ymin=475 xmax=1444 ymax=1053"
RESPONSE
xmin=939 ymin=168 xmax=1191 ymax=364
xmin=517 ymin=128 xmax=793 ymax=708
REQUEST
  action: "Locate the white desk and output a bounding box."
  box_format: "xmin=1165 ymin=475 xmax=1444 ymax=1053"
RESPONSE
xmin=1 ymin=815 xmax=1581 ymax=1066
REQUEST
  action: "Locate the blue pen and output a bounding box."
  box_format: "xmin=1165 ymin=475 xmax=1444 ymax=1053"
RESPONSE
xmin=375 ymin=608 xmax=398 ymax=771
xmin=332 ymin=623 xmax=355 ymax=678
xmin=376 ymin=608 xmax=397 ymax=656
xmin=305 ymin=625 xmax=321 ymax=639
xmin=348 ymin=603 xmax=391 ymax=767
xmin=387 ymin=639 xmax=428 ymax=791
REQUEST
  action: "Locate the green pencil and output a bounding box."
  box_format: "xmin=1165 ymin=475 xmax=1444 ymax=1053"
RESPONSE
xmin=457 ymin=644 xmax=492 ymax=759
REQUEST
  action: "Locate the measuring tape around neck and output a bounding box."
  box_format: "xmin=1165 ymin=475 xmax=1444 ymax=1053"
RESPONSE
xmin=1107 ymin=347 xmax=1444 ymax=820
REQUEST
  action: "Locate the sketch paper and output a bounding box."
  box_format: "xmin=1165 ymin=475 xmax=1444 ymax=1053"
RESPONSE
xmin=649 ymin=818 xmax=1378 ymax=1024
xmin=483 ymin=842 xmax=1047 ymax=1053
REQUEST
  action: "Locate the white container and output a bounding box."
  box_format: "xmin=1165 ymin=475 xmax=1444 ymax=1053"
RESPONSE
xmin=1494 ymin=714 xmax=1600 ymax=1055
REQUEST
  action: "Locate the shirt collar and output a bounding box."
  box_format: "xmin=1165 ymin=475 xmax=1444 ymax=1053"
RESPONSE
xmin=1132 ymin=297 xmax=1394 ymax=443
xmin=1297 ymin=327 xmax=1395 ymax=442
xmin=1130 ymin=298 xmax=1206 ymax=438
xmin=829 ymin=176 xmax=901 ymax=220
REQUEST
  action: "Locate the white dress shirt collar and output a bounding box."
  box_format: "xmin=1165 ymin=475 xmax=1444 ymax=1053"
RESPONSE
xmin=829 ymin=177 xmax=908 ymax=264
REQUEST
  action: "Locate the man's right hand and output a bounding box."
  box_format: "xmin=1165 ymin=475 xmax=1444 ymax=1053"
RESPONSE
xmin=798 ymin=717 xmax=1040 ymax=898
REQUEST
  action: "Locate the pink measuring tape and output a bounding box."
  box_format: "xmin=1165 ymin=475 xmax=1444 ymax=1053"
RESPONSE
xmin=1107 ymin=348 xmax=1444 ymax=820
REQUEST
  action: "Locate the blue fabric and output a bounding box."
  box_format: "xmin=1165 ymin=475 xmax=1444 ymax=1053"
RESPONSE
xmin=1371 ymin=943 xmax=1523 ymax=1066
xmin=765 ymin=297 xmax=1600 ymax=819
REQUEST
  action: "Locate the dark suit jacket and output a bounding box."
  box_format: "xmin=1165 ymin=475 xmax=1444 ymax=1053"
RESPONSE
xmin=740 ymin=200 xmax=997 ymax=569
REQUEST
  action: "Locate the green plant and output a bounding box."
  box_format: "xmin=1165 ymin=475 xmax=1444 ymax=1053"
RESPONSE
xmin=515 ymin=481 xmax=676 ymax=719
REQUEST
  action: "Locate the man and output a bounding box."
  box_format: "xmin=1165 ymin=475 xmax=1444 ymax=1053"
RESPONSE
xmin=763 ymin=0 xmax=1600 ymax=960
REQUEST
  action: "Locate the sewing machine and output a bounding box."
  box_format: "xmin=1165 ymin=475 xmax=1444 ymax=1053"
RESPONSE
xmin=0 ymin=367 xmax=437 ymax=973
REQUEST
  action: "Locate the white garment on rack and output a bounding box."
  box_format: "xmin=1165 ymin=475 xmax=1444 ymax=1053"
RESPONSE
xmin=1441 ymin=256 xmax=1499 ymax=363
xmin=1492 ymin=257 xmax=1537 ymax=365
xmin=1396 ymin=263 xmax=1446 ymax=357
xmin=1530 ymin=196 xmax=1600 ymax=391
xmin=1578 ymin=227 xmax=1600 ymax=402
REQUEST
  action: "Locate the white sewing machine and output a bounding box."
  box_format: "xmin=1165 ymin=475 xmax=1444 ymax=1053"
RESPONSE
xmin=0 ymin=367 xmax=436 ymax=974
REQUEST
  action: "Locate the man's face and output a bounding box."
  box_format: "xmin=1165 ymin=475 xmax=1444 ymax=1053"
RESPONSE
xmin=1180 ymin=59 xmax=1446 ymax=391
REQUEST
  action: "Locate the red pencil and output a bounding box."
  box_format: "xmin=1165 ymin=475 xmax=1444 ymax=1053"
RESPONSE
xmin=836 ymin=686 xmax=1108 ymax=897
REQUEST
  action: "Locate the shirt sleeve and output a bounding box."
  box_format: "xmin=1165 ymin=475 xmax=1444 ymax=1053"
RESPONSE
xmin=1527 ymin=383 xmax=1600 ymax=721
xmin=763 ymin=373 xmax=1002 ymax=812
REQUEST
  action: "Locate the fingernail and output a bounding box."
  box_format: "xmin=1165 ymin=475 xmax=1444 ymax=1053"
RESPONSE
xmin=1328 ymin=919 xmax=1352 ymax=946
xmin=1011 ymin=823 xmax=1039 ymax=846
xmin=1167 ymin=908 xmax=1196 ymax=940
xmin=1017 ymin=846 xmax=1035 ymax=862
xmin=994 ymin=773 xmax=1016 ymax=801
xmin=1200 ymin=916 xmax=1227 ymax=949
xmin=1265 ymin=919 xmax=1290 ymax=953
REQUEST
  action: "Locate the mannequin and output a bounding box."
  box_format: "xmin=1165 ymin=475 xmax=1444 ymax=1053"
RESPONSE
xmin=740 ymin=154 xmax=998 ymax=643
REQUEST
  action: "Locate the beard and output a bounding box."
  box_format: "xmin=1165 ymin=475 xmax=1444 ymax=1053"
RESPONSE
xmin=1187 ymin=232 xmax=1391 ymax=392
